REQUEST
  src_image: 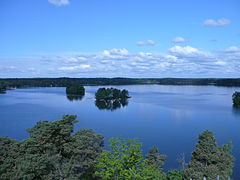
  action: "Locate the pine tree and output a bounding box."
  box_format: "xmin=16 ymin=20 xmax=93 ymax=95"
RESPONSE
xmin=146 ymin=146 xmax=166 ymax=169
xmin=184 ymin=130 xmax=234 ymax=180
xmin=232 ymin=91 xmax=240 ymax=107
xmin=0 ymin=115 xmax=104 ymax=180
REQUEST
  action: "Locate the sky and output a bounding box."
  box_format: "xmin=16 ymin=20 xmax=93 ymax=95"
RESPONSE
xmin=0 ymin=0 xmax=240 ymax=78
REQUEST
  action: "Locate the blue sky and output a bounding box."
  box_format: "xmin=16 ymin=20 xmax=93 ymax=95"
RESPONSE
xmin=0 ymin=0 xmax=239 ymax=78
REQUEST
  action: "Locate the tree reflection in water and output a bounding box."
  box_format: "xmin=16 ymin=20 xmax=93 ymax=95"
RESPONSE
xmin=232 ymin=106 xmax=240 ymax=117
xmin=66 ymin=95 xmax=84 ymax=102
xmin=95 ymin=98 xmax=128 ymax=111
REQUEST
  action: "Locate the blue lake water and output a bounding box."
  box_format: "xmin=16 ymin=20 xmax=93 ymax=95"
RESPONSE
xmin=0 ymin=85 xmax=240 ymax=178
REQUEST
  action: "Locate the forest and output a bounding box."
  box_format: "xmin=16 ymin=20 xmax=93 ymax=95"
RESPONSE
xmin=0 ymin=115 xmax=234 ymax=180
xmin=1 ymin=78 xmax=240 ymax=88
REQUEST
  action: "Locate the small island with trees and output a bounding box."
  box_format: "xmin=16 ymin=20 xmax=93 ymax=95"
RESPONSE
xmin=95 ymin=88 xmax=130 ymax=111
xmin=66 ymin=85 xmax=85 ymax=96
xmin=95 ymin=88 xmax=130 ymax=100
xmin=232 ymin=91 xmax=240 ymax=107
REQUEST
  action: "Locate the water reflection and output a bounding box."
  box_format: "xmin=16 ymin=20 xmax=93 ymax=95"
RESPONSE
xmin=232 ymin=106 xmax=240 ymax=117
xmin=66 ymin=95 xmax=84 ymax=101
xmin=95 ymin=98 xmax=128 ymax=111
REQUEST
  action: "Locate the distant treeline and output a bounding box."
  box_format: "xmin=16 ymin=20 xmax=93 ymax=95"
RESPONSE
xmin=1 ymin=77 xmax=240 ymax=87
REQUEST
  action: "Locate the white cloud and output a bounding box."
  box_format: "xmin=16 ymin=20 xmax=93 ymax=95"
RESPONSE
xmin=0 ymin=65 xmax=16 ymax=71
xmin=169 ymin=46 xmax=212 ymax=58
xmin=2 ymin=46 xmax=240 ymax=78
xmin=165 ymin=55 xmax=179 ymax=62
xmin=48 ymin=0 xmax=69 ymax=6
xmin=224 ymin=46 xmax=240 ymax=53
xmin=58 ymin=64 xmax=90 ymax=71
xmin=64 ymin=57 xmax=87 ymax=63
xmin=203 ymin=18 xmax=231 ymax=27
xmin=214 ymin=61 xmax=226 ymax=65
xmin=102 ymin=48 xmax=129 ymax=56
xmin=137 ymin=40 xmax=157 ymax=46
xmin=171 ymin=37 xmax=186 ymax=43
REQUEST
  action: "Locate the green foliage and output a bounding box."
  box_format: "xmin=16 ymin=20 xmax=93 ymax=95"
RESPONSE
xmin=146 ymin=146 xmax=166 ymax=169
xmin=232 ymin=91 xmax=240 ymax=107
xmin=0 ymin=119 xmax=236 ymax=180
xmin=184 ymin=130 xmax=234 ymax=180
xmin=66 ymin=85 xmax=85 ymax=95
xmin=0 ymin=115 xmax=104 ymax=180
xmin=95 ymin=88 xmax=130 ymax=100
xmin=166 ymin=170 xmax=184 ymax=180
xmin=95 ymin=138 xmax=166 ymax=180
xmin=0 ymin=81 xmax=6 ymax=92
xmin=0 ymin=137 xmax=21 ymax=179
xmin=222 ymin=141 xmax=233 ymax=154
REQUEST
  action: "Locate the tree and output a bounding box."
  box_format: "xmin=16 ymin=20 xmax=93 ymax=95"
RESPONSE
xmin=232 ymin=91 xmax=240 ymax=107
xmin=146 ymin=146 xmax=166 ymax=169
xmin=95 ymin=88 xmax=107 ymax=100
xmin=0 ymin=115 xmax=104 ymax=180
xmin=121 ymin=89 xmax=129 ymax=98
xmin=66 ymin=85 xmax=85 ymax=96
xmin=113 ymin=88 xmax=121 ymax=98
xmin=95 ymin=138 xmax=166 ymax=180
xmin=0 ymin=81 xmax=6 ymax=92
xmin=0 ymin=137 xmax=21 ymax=179
xmin=167 ymin=170 xmax=184 ymax=180
xmin=184 ymin=130 xmax=234 ymax=180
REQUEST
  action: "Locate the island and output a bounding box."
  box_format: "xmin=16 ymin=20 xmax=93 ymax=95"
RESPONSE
xmin=232 ymin=91 xmax=240 ymax=107
xmin=66 ymin=85 xmax=85 ymax=96
xmin=95 ymin=88 xmax=130 ymax=100
xmin=95 ymin=88 xmax=130 ymax=111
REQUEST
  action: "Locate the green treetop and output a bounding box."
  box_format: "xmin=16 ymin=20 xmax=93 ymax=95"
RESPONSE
xmin=95 ymin=88 xmax=130 ymax=100
xmin=146 ymin=146 xmax=166 ymax=169
xmin=233 ymin=91 xmax=240 ymax=107
xmin=184 ymin=130 xmax=234 ymax=180
xmin=95 ymin=138 xmax=166 ymax=180
xmin=0 ymin=115 xmax=104 ymax=180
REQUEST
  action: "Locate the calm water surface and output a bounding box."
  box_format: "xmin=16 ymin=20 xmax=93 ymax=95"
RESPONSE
xmin=0 ymin=85 xmax=240 ymax=178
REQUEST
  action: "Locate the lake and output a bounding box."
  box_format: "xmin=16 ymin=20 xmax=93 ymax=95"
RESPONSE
xmin=0 ymin=85 xmax=240 ymax=178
